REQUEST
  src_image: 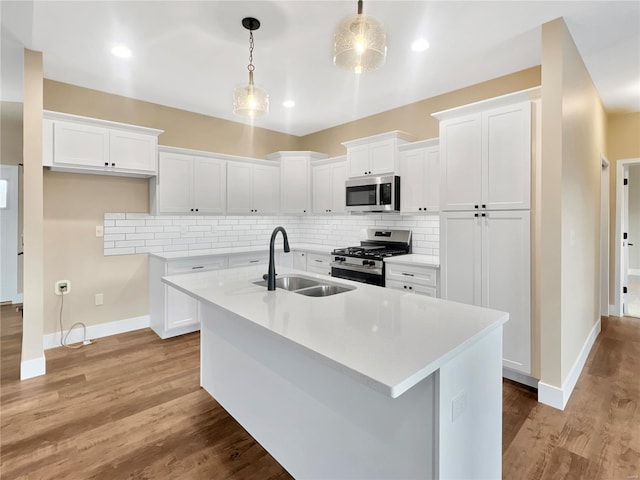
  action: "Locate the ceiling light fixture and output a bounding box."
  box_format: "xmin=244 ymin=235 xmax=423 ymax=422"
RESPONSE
xmin=111 ymin=44 xmax=132 ymax=59
xmin=411 ymin=38 xmax=430 ymax=52
xmin=233 ymin=17 xmax=268 ymax=119
xmin=333 ymin=0 xmax=387 ymax=74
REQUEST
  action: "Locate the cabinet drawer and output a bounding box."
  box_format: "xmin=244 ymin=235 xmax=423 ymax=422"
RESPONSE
xmin=306 ymin=252 xmax=331 ymax=276
xmin=385 ymin=264 xmax=438 ymax=287
xmin=167 ymin=256 xmax=228 ymax=274
xmin=386 ymin=279 xmax=437 ymax=297
xmin=228 ymin=251 xmax=269 ymax=267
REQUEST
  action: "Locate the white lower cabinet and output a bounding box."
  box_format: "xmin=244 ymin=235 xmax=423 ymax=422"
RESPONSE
xmin=385 ymin=264 xmax=439 ymax=297
xmin=440 ymin=210 xmax=531 ymax=374
xmin=305 ymin=252 xmax=332 ymax=276
xmin=228 ymin=251 xmax=269 ymax=267
xmin=150 ymin=255 xmax=228 ymax=339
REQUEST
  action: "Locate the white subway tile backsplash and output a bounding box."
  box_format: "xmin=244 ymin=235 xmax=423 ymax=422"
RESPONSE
xmin=103 ymin=213 xmax=440 ymax=257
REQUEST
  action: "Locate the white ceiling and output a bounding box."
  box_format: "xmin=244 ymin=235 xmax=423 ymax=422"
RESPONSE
xmin=3 ymin=1 xmax=639 ymax=136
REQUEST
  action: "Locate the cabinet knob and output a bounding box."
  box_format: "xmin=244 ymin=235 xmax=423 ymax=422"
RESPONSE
xmin=475 ymin=204 xmax=479 ymax=209
xmin=481 ymin=212 xmax=486 ymax=217
xmin=195 ymin=208 xmax=199 ymax=212
xmin=303 ymin=210 xmax=306 ymax=213
xmin=409 ymin=286 xmax=413 ymax=290
xmin=111 ymin=162 xmax=115 ymax=167
xmin=424 ymin=207 xmax=427 ymax=211
xmin=474 ymin=213 xmax=479 ymax=217
xmin=418 ymin=208 xmax=422 ymax=211
xmin=190 ymin=208 xmax=194 ymax=212
xmin=104 ymin=162 xmax=108 ymax=166
xmin=482 ymin=204 xmax=486 ymax=209
xmin=403 ymin=285 xmax=407 ymax=289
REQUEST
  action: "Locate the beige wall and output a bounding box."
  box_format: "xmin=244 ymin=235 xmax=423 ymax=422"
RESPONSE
xmin=44 ymin=80 xmax=302 ymax=158
xmin=21 ymin=49 xmax=45 ymax=372
xmin=540 ymin=19 xmax=606 ymax=388
xmin=300 ymin=67 xmax=541 ymax=156
xmin=1 ymin=101 xmax=23 ymax=165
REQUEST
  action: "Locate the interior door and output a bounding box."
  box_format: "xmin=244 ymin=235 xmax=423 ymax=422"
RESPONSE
xmin=0 ymin=165 xmax=19 ymax=303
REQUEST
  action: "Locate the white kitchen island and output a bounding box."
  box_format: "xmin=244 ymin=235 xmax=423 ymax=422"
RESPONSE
xmin=163 ymin=266 xmax=508 ymax=479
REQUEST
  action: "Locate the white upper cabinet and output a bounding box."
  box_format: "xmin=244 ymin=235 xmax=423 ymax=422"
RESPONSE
xmin=398 ymin=139 xmax=440 ymax=213
xmin=43 ymin=110 xmax=163 ymax=177
xmin=269 ymin=151 xmax=327 ymax=214
xmin=433 ymin=91 xmax=535 ymax=211
xmin=342 ymin=131 xmax=416 ymax=178
xmin=156 ymin=149 xmax=226 ymax=214
xmin=227 ymin=160 xmax=280 ymax=215
xmin=312 ymin=156 xmax=347 ymax=214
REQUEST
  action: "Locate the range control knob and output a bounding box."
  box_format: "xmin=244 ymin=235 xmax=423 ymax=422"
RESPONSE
xmin=363 ymin=260 xmax=375 ymax=267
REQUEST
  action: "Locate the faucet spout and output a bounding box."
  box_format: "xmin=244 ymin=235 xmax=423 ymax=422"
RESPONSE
xmin=267 ymin=226 xmax=290 ymax=291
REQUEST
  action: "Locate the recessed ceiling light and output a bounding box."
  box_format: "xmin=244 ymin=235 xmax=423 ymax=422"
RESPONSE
xmin=283 ymin=100 xmax=295 ymax=108
xmin=111 ymin=44 xmax=132 ymax=59
xmin=411 ymin=39 xmax=430 ymax=52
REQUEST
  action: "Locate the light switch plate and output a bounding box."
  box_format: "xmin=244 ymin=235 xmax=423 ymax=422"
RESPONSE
xmin=452 ymin=390 xmax=467 ymax=422
xmin=95 ymin=293 xmax=104 ymax=306
xmin=96 ymin=225 xmax=104 ymax=237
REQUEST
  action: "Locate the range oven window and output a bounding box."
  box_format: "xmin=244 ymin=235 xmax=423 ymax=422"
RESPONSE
xmin=346 ymin=184 xmax=377 ymax=206
xmin=331 ymin=266 xmax=384 ymax=287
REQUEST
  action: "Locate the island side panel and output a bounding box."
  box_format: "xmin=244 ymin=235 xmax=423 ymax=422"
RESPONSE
xmin=437 ymin=326 xmax=503 ymax=479
xmin=200 ymin=302 xmax=437 ymax=480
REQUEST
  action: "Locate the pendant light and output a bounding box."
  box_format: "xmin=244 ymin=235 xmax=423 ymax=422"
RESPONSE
xmin=333 ymin=0 xmax=387 ymax=74
xmin=233 ymin=17 xmax=269 ymax=118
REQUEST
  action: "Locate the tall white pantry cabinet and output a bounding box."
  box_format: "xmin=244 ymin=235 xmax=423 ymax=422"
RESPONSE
xmin=434 ymin=88 xmax=540 ymax=378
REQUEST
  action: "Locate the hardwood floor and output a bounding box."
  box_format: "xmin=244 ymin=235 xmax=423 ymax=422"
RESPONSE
xmin=1 ymin=306 xmax=639 ymax=479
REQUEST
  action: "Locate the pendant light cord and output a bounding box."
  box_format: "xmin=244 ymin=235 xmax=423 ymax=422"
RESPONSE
xmin=248 ymin=31 xmax=255 ymax=73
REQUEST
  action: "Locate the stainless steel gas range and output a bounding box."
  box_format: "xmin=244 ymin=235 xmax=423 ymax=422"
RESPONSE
xmin=331 ymin=229 xmax=412 ymax=287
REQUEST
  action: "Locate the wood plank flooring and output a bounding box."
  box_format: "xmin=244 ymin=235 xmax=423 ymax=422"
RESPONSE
xmin=2 ymin=305 xmax=639 ymax=479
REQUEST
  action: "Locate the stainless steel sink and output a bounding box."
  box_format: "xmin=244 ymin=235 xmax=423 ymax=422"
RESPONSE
xmin=294 ymin=284 xmax=355 ymax=297
xmin=253 ymin=275 xmax=321 ymax=291
xmin=253 ymin=275 xmax=355 ymax=297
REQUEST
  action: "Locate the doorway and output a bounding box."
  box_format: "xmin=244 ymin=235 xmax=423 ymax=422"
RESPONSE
xmin=0 ymin=164 xmax=21 ymax=304
xmin=614 ymin=158 xmax=640 ymax=318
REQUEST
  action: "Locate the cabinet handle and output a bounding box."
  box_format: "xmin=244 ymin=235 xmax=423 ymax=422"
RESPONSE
xmin=314 ymin=259 xmax=322 ymax=263
xmin=249 ymin=260 xmax=260 ymax=263
xmin=191 ymin=266 xmax=204 ymax=270
xmin=402 ymin=273 xmax=414 ymax=277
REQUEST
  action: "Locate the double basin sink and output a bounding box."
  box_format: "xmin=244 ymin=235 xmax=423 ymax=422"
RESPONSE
xmin=253 ymin=275 xmax=355 ymax=297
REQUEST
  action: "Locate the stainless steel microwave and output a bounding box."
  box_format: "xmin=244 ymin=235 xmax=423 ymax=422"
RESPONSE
xmin=345 ymin=175 xmax=400 ymax=212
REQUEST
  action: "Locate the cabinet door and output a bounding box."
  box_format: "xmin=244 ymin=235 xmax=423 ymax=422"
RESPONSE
xmin=482 ymin=210 xmax=531 ymax=374
xmin=330 ymin=163 xmax=347 ymax=213
xmin=109 ymin=130 xmax=156 ymax=173
xmin=193 ymin=157 xmax=226 ymax=214
xmin=312 ymin=164 xmax=332 ymax=213
xmin=53 ymin=121 xmax=109 ymax=167
xmin=227 ymin=162 xmax=253 ymax=214
xmin=348 ymin=144 xmax=371 ymax=177
xmin=424 ymin=146 xmax=440 ymax=212
xmin=399 ymin=149 xmax=426 ymax=213
xmin=369 ymin=139 xmax=395 ymax=175
xmin=166 ymin=286 xmax=198 ymax=330
xmin=293 ymin=251 xmax=307 ymax=270
xmin=483 ymin=102 xmax=531 ymax=210
xmin=440 ymin=114 xmax=482 ymax=211
xmin=281 ymin=157 xmax=310 ymax=214
xmin=158 ymin=152 xmax=193 ymax=213
xmin=440 ymin=212 xmax=482 ymax=305
xmin=252 ymin=164 xmax=280 ymax=214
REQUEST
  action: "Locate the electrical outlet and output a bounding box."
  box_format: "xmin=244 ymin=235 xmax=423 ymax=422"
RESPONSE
xmin=95 ymin=293 xmax=104 ymax=306
xmin=55 ymin=280 xmax=71 ymax=296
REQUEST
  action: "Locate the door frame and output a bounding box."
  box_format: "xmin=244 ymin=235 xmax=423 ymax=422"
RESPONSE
xmin=600 ymin=155 xmax=610 ymax=316
xmin=613 ymin=157 xmax=640 ymax=316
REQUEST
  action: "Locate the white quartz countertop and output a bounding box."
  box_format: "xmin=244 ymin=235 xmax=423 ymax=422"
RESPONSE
xmin=384 ymin=254 xmax=440 ymax=268
xmin=162 ymin=266 xmax=507 ymax=398
xmin=150 ymin=243 xmax=339 ymax=260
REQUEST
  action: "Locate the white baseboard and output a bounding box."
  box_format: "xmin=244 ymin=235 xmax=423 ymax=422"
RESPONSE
xmin=503 ymin=368 xmax=539 ymax=389
xmin=20 ymin=355 xmax=46 ymax=380
xmin=43 ymin=315 xmax=150 ymax=350
xmin=538 ymin=317 xmax=601 ymax=410
xmin=630 ymin=269 xmax=640 ymax=276
xmin=609 ymin=304 xmax=619 ymax=317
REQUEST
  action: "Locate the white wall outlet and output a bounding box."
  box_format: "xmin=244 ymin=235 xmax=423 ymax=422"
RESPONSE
xmin=95 ymin=293 xmax=104 ymax=306
xmin=96 ymin=225 xmax=104 ymax=237
xmin=55 ymin=280 xmax=71 ymax=296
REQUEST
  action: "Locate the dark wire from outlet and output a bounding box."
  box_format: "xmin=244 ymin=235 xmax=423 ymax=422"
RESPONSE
xmin=58 ymin=288 xmax=90 ymax=349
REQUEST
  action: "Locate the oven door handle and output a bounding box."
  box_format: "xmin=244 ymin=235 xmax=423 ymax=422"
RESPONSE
xmin=330 ymin=262 xmax=383 ymax=276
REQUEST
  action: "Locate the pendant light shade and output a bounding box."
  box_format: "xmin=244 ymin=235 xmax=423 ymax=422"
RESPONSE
xmin=233 ymin=17 xmax=269 ymax=118
xmin=333 ymin=0 xmax=387 ymax=74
